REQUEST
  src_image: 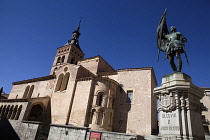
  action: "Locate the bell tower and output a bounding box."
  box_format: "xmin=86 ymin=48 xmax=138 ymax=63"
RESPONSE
xmin=50 ymin=20 xmax=85 ymax=75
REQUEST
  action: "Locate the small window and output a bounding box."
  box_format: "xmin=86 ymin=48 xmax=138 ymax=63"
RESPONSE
xmin=23 ymin=86 xmax=30 ymax=98
xmin=98 ymin=94 xmax=103 ymax=106
xmin=55 ymin=74 xmax=64 ymax=92
xmin=27 ymin=85 xmax=34 ymax=98
xmin=61 ymin=56 xmax=65 ymax=63
xmin=57 ymin=57 xmax=61 ymax=64
xmin=60 ymin=72 xmax=70 ymax=91
xmin=126 ymin=90 xmax=133 ymax=103
xmin=96 ymin=92 xmax=105 ymax=106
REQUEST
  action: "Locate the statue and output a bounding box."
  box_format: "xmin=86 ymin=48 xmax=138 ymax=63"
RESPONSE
xmin=156 ymin=9 xmax=189 ymax=72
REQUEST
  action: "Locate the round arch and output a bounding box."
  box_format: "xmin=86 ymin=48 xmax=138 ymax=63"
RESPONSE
xmin=28 ymin=104 xmax=44 ymax=122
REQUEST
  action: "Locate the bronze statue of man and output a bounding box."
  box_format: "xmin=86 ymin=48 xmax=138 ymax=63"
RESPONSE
xmin=164 ymin=26 xmax=187 ymax=72
xmin=157 ymin=10 xmax=189 ymax=72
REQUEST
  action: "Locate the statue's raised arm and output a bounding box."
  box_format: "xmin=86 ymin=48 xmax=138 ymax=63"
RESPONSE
xmin=156 ymin=9 xmax=189 ymax=72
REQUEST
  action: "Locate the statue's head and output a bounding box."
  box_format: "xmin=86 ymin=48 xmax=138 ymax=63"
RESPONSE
xmin=170 ymin=26 xmax=176 ymax=32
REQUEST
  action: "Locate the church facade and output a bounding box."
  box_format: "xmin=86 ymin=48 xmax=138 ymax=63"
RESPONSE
xmin=0 ymin=23 xmax=158 ymax=139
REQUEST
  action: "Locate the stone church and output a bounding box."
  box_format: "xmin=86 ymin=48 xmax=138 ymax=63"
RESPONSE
xmin=0 ymin=23 xmax=158 ymax=139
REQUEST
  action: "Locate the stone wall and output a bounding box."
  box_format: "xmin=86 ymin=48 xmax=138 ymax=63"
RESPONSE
xmin=78 ymin=57 xmax=99 ymax=74
xmin=87 ymin=130 xmax=144 ymax=140
xmin=48 ymin=124 xmax=88 ymax=140
xmin=9 ymin=120 xmax=41 ymax=140
xmin=9 ymin=79 xmax=55 ymax=99
xmin=51 ymin=65 xmax=76 ymax=124
xmin=109 ymin=68 xmax=157 ymax=135
xmin=48 ymin=124 xmax=143 ymax=140
xmin=69 ymin=79 xmax=93 ymax=126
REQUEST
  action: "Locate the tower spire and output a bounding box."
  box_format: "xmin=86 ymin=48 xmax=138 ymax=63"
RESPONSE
xmin=76 ymin=17 xmax=82 ymax=32
xmin=67 ymin=18 xmax=83 ymax=52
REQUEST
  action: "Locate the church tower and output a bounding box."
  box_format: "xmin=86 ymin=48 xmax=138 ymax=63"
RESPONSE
xmin=50 ymin=20 xmax=85 ymax=75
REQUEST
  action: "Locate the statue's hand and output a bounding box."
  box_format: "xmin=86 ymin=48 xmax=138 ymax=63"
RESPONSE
xmin=182 ymin=38 xmax=187 ymax=43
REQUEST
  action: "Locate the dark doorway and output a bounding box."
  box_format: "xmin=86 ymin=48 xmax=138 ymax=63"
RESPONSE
xmin=28 ymin=104 xmax=43 ymax=122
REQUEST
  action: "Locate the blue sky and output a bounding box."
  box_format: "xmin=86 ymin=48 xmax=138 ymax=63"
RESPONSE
xmin=0 ymin=0 xmax=210 ymax=94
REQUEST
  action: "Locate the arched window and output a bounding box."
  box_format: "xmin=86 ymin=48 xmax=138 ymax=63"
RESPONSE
xmin=60 ymin=72 xmax=70 ymax=91
xmin=4 ymin=105 xmax=10 ymax=118
xmin=28 ymin=104 xmax=43 ymax=122
xmin=23 ymin=85 xmax=34 ymax=99
xmin=7 ymin=105 xmax=14 ymax=119
xmin=55 ymin=73 xmax=70 ymax=92
xmin=0 ymin=105 xmax=3 ymax=118
xmin=27 ymin=85 xmax=34 ymax=98
xmin=14 ymin=105 xmax=22 ymax=120
xmin=1 ymin=105 xmax=6 ymax=118
xmin=96 ymin=92 xmax=105 ymax=106
xmin=23 ymin=86 xmax=30 ymax=98
xmin=61 ymin=55 xmax=65 ymax=63
xmin=55 ymin=74 xmax=64 ymax=92
xmin=56 ymin=57 xmax=61 ymax=64
xmin=11 ymin=105 xmax=18 ymax=120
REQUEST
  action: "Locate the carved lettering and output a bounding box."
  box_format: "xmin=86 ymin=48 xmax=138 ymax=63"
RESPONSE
xmin=160 ymin=126 xmax=180 ymax=131
xmin=161 ymin=113 xmax=176 ymax=118
xmin=163 ymin=137 xmax=176 ymax=140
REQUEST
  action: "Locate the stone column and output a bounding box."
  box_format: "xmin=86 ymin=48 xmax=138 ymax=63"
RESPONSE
xmin=186 ymin=97 xmax=193 ymax=140
xmin=180 ymin=94 xmax=188 ymax=140
xmin=154 ymin=72 xmax=205 ymax=140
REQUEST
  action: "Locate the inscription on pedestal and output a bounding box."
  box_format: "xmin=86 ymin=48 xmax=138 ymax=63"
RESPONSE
xmin=159 ymin=111 xmax=180 ymax=135
xmin=160 ymin=126 xmax=180 ymax=131
xmin=162 ymin=135 xmax=177 ymax=140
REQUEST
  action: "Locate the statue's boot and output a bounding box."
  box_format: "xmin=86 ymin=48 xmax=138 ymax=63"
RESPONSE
xmin=170 ymin=61 xmax=177 ymax=72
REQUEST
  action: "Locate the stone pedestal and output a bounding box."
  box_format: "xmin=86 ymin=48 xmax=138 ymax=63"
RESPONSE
xmin=154 ymin=72 xmax=205 ymax=140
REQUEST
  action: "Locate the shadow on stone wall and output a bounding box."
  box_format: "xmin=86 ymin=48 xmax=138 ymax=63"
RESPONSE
xmin=113 ymin=85 xmax=131 ymax=133
xmin=35 ymin=99 xmax=52 ymax=140
xmin=0 ymin=118 xmax=20 ymax=140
